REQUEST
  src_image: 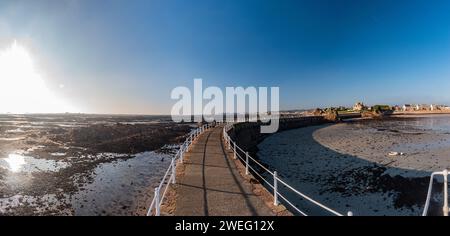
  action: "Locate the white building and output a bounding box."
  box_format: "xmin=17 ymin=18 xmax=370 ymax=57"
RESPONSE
xmin=353 ymin=102 xmax=365 ymax=111
xmin=402 ymin=104 xmax=412 ymax=111
xmin=415 ymin=104 xmax=429 ymax=111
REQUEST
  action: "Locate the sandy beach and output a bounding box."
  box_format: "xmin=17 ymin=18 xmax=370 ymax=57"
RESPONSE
xmin=315 ymin=115 xmax=450 ymax=173
xmin=257 ymin=115 xmax=450 ymax=216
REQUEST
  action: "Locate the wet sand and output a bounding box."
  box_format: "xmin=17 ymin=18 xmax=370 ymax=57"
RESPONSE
xmin=257 ymin=115 xmax=450 ymax=216
xmin=314 ymin=117 xmax=450 ymax=174
xmin=0 ymin=114 xmax=192 ymax=215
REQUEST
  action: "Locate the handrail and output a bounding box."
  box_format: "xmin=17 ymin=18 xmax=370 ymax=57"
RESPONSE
xmin=146 ymin=122 xmax=213 ymax=216
xmin=422 ymin=169 xmax=449 ymax=216
xmin=223 ymin=122 xmax=352 ymax=216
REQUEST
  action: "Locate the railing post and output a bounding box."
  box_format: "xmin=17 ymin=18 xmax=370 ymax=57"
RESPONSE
xmin=233 ymin=142 xmax=237 ymax=159
xmin=444 ymin=169 xmax=449 ymax=216
xmin=245 ymin=152 xmax=249 ymax=175
xmin=273 ymin=171 xmax=279 ymax=206
xmin=171 ymin=158 xmax=176 ymax=184
xmin=180 ymin=146 xmax=184 ymax=163
xmin=154 ymin=187 xmax=160 ymax=216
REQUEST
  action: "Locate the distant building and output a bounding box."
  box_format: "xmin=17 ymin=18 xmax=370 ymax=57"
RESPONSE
xmin=431 ymin=104 xmax=448 ymax=111
xmin=353 ymin=102 xmax=366 ymax=111
xmin=403 ymin=104 xmax=413 ymax=111
xmin=414 ymin=104 xmax=420 ymax=111
xmin=414 ymin=104 xmax=428 ymax=111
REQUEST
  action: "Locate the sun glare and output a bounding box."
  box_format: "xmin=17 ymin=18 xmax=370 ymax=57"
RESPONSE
xmin=0 ymin=41 xmax=75 ymax=113
xmin=3 ymin=154 xmax=26 ymax=173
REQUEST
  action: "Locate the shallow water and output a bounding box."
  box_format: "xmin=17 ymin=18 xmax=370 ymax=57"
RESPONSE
xmin=0 ymin=114 xmax=189 ymax=215
xmin=71 ymin=151 xmax=172 ymax=216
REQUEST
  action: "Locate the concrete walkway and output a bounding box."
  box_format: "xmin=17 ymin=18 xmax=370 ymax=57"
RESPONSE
xmin=174 ymin=126 xmax=274 ymax=216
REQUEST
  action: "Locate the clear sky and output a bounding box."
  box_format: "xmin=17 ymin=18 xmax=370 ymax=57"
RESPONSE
xmin=0 ymin=0 xmax=450 ymax=114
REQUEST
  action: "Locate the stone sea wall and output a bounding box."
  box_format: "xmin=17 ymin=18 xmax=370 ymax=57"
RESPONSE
xmin=227 ymin=116 xmax=329 ymax=157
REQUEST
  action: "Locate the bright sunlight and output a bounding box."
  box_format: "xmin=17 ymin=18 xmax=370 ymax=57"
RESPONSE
xmin=0 ymin=41 xmax=75 ymax=113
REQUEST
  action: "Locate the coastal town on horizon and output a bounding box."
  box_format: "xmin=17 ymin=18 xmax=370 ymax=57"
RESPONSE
xmin=282 ymin=102 xmax=450 ymax=116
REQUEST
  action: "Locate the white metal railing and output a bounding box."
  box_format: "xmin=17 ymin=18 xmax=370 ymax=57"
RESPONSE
xmin=146 ymin=123 xmax=213 ymax=216
xmin=223 ymin=123 xmax=353 ymax=216
xmin=422 ymin=169 xmax=449 ymax=216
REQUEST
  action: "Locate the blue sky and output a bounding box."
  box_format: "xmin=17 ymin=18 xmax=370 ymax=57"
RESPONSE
xmin=1 ymin=0 xmax=450 ymax=114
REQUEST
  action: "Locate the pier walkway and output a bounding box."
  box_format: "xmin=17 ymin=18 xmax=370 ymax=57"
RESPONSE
xmin=173 ymin=125 xmax=274 ymax=216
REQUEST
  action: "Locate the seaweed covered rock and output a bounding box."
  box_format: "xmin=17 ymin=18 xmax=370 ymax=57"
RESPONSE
xmin=324 ymin=109 xmax=341 ymax=122
xmin=313 ymin=108 xmax=324 ymax=116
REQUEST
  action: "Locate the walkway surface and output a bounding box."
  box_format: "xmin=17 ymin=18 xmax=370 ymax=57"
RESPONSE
xmin=174 ymin=125 xmax=274 ymax=216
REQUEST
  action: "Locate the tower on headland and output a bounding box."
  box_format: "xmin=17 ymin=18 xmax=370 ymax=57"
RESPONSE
xmin=353 ymin=102 xmax=366 ymax=111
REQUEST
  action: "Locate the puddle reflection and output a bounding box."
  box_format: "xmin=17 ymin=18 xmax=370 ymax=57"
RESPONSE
xmin=0 ymin=153 xmax=69 ymax=173
xmin=2 ymin=154 xmax=26 ymax=172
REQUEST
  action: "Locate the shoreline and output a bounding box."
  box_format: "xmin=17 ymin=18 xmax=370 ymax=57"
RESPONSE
xmin=392 ymin=111 xmax=450 ymax=115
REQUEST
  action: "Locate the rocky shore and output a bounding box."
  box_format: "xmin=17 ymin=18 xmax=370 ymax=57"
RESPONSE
xmin=0 ymin=114 xmax=193 ymax=215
